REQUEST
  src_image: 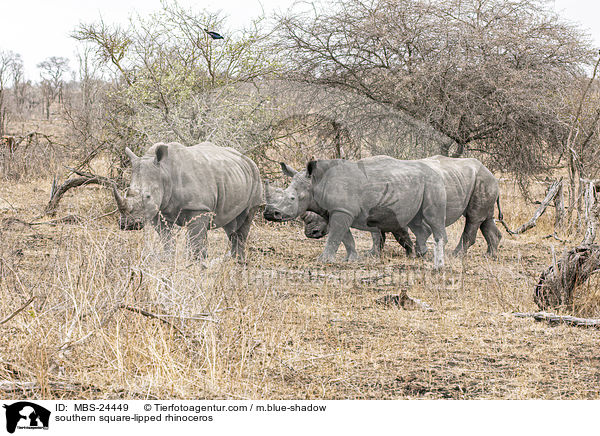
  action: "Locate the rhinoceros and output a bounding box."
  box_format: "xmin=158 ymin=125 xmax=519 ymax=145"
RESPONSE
xmin=412 ymin=155 xmax=502 ymax=257
xmin=265 ymin=165 xmax=396 ymax=260
xmin=298 ymin=155 xmax=502 ymax=258
xmin=300 ymin=210 xmax=414 ymax=256
xmin=264 ymin=156 xmax=448 ymax=267
xmin=113 ymin=142 xmax=262 ymax=261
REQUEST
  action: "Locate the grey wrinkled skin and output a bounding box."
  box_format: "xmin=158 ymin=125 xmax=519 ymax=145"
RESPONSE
xmin=114 ymin=142 xmax=262 ymax=261
xmin=264 ymin=164 xmax=368 ymax=262
xmin=411 ymin=155 xmax=502 ymax=257
xmin=295 ymin=156 xmax=502 ymax=261
xmin=374 ymin=155 xmax=500 ymax=258
xmin=301 ymin=211 xmax=414 ymax=257
xmin=301 ymin=211 xmax=329 ymax=239
xmin=264 ymin=157 xmax=448 ymax=267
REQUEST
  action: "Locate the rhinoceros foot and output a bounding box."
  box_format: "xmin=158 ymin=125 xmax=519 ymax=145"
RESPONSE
xmin=415 ymin=247 xmax=428 ymax=258
xmin=364 ymin=248 xmax=382 ymax=259
xmin=344 ymin=251 xmax=360 ymax=262
xmin=317 ymin=252 xmax=338 ymax=263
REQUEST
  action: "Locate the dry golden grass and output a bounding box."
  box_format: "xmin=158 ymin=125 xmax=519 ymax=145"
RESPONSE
xmin=1 ymin=162 xmax=599 ymax=400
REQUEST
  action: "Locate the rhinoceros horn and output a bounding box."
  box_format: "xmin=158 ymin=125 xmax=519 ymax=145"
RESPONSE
xmin=112 ymin=185 xmax=130 ymax=213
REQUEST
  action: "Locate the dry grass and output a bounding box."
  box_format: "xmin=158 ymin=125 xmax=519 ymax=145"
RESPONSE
xmin=1 ymin=166 xmax=600 ymax=400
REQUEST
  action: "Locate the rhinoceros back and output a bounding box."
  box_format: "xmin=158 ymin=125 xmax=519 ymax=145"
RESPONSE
xmin=311 ymin=156 xmax=440 ymax=228
xmin=158 ymin=142 xmax=262 ymax=228
xmin=422 ymin=155 xmax=498 ymax=224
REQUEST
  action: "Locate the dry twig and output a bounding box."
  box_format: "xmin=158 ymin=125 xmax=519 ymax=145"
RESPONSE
xmin=0 ymin=296 xmax=36 ymax=325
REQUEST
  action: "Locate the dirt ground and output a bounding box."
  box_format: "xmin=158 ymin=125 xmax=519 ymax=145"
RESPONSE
xmin=1 ymin=169 xmax=599 ymax=400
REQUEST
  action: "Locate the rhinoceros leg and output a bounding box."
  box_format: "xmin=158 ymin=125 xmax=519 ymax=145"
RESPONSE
xmin=318 ymin=211 xmax=354 ymax=263
xmin=421 ymin=203 xmax=447 ymax=269
xmin=480 ymin=217 xmax=502 ymax=257
xmin=366 ymin=231 xmax=385 ymax=257
xmin=153 ymin=215 xmax=174 ymax=254
xmin=341 ymin=230 xmax=358 ymax=261
xmin=453 ymin=218 xmax=480 ymax=256
xmin=225 ymin=206 xmax=257 ymax=262
xmin=186 ymin=213 xmax=212 ymax=259
xmin=409 ymin=220 xmax=431 ymax=257
xmin=392 ymin=228 xmax=414 ymax=256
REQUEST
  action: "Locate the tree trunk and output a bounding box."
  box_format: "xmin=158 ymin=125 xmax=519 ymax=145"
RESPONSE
xmin=554 ymin=181 xmax=565 ymax=231
xmin=582 ymin=179 xmax=600 ymax=245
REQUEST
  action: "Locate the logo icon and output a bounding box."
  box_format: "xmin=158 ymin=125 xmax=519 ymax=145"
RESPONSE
xmin=3 ymin=402 xmax=50 ymax=434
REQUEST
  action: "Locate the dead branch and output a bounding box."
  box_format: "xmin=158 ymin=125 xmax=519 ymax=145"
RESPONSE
xmin=0 ymin=296 xmax=36 ymax=325
xmin=542 ymin=233 xmax=566 ymax=242
xmin=501 ymin=179 xmax=563 ymax=235
xmin=554 ymin=181 xmax=566 ymax=230
xmin=117 ymin=304 xmax=185 ymax=337
xmin=118 ymin=304 xmax=219 ymax=324
xmin=46 ymin=170 xmax=117 ymax=216
xmin=513 ymin=311 xmax=600 ymax=329
xmin=3 ymin=215 xmax=82 ymax=230
xmin=534 ymin=244 xmax=600 ymax=311
xmin=511 ymin=179 xmax=562 ymax=234
xmin=376 ymin=293 xmax=435 ymax=311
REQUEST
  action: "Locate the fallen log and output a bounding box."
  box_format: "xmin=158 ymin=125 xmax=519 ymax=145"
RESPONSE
xmin=513 ymin=311 xmax=600 ymax=329
xmin=0 ymin=380 xmax=100 ymax=394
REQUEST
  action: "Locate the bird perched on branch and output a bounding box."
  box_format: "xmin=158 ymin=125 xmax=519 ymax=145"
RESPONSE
xmin=204 ymin=29 xmax=224 ymax=40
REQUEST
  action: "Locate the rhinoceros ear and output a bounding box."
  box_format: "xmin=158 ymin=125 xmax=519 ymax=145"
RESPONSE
xmin=280 ymin=162 xmax=298 ymax=178
xmin=155 ymin=144 xmax=168 ymax=165
xmin=125 ymin=147 xmax=138 ymax=163
xmin=306 ymin=160 xmax=318 ymax=177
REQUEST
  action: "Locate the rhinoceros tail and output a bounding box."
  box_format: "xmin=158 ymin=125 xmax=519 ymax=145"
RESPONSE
xmin=496 ymin=196 xmax=503 ymax=222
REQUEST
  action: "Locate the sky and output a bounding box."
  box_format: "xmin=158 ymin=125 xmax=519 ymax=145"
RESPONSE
xmin=1 ymin=0 xmax=600 ymax=80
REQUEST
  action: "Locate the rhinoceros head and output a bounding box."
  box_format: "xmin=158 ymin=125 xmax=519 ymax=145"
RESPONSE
xmin=301 ymin=211 xmax=328 ymax=239
xmin=114 ymin=145 xmax=168 ymax=230
xmin=263 ymin=162 xmax=312 ymax=222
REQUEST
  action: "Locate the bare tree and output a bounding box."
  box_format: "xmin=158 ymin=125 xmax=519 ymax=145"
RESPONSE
xmin=7 ymin=53 xmax=25 ymax=115
xmin=274 ymin=0 xmax=595 ymax=176
xmin=0 ymin=51 xmax=23 ymax=135
xmin=37 ymin=56 xmax=70 ymax=119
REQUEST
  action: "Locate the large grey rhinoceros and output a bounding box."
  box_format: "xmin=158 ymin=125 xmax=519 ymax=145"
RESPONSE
xmin=302 ymin=155 xmax=503 ymax=258
xmin=264 ymin=156 xmax=448 ymax=268
xmin=113 ymin=141 xmax=262 ymax=261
